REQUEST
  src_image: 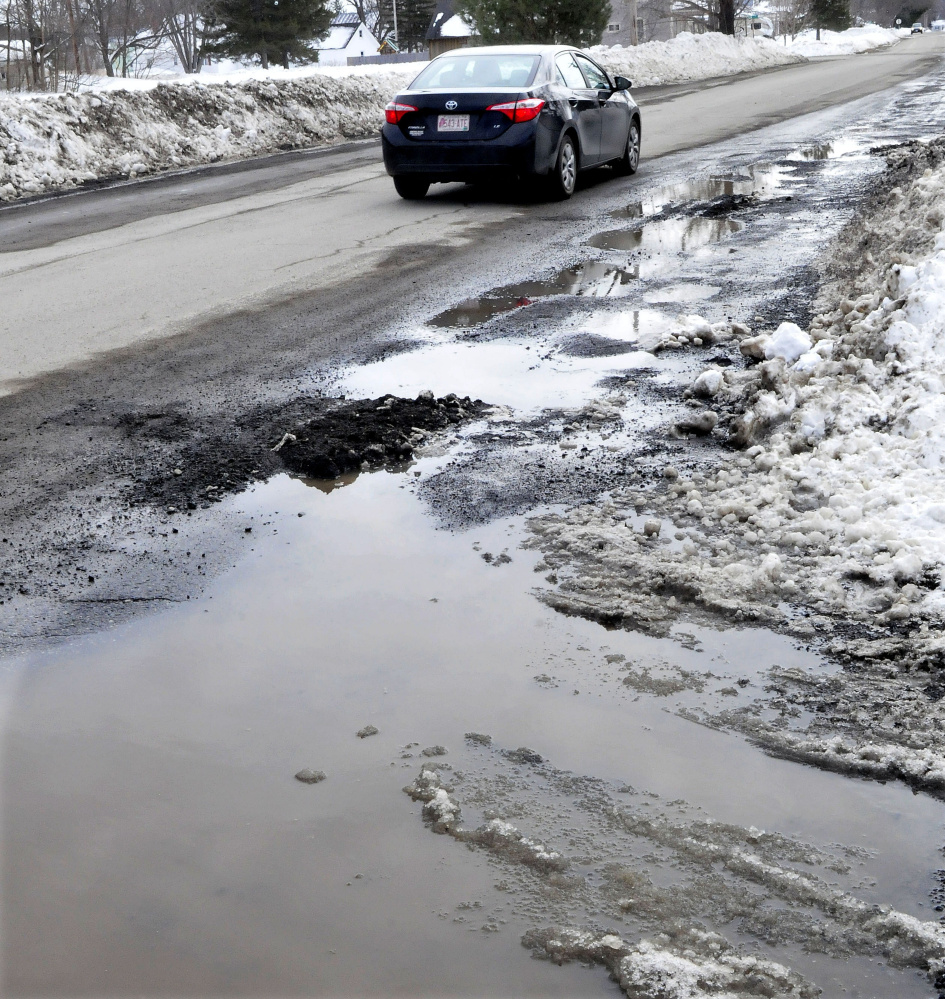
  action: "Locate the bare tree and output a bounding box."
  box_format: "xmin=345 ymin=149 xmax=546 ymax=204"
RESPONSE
xmin=158 ymin=0 xmax=206 ymax=72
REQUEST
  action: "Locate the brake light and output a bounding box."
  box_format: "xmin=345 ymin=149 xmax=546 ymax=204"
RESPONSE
xmin=385 ymin=102 xmax=417 ymax=124
xmin=486 ymin=98 xmax=545 ymax=123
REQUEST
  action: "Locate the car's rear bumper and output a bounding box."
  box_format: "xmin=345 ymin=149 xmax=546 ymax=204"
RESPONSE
xmin=382 ymin=120 xmax=557 ymax=181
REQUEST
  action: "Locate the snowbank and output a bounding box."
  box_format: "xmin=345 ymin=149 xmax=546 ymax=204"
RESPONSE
xmin=786 ymin=23 xmax=900 ymax=58
xmin=589 ymin=31 xmax=804 ymax=87
xmin=530 ymin=137 xmax=945 ymax=648
xmin=0 ymin=70 xmax=414 ymax=200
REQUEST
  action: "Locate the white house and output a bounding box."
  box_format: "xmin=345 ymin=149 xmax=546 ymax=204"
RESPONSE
xmin=313 ymin=12 xmax=380 ymax=66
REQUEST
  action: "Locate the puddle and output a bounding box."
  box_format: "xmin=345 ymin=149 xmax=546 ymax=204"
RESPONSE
xmin=2 ymin=471 xmax=942 ymax=998
xmin=613 ymin=162 xmax=796 ymax=219
xmin=644 ymin=283 xmax=721 ymax=302
xmin=589 ymin=216 xmax=744 ymax=253
xmin=786 ymin=137 xmax=867 ymax=160
xmin=429 ymin=261 xmax=637 ymax=328
xmin=340 ymin=338 xmax=657 ymax=413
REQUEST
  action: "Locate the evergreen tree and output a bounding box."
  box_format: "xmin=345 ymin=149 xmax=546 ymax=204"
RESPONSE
xmin=396 ymin=0 xmax=435 ymax=50
xmin=206 ymin=0 xmax=333 ymax=68
xmin=809 ymin=0 xmax=850 ymax=30
xmin=457 ymin=0 xmax=609 ymax=47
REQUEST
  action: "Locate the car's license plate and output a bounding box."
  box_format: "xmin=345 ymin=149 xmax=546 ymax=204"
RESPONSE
xmin=437 ymin=114 xmax=470 ymax=132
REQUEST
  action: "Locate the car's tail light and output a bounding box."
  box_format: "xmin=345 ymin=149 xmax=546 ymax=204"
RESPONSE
xmin=486 ymin=98 xmax=545 ymax=123
xmin=385 ymin=102 xmax=417 ymax=124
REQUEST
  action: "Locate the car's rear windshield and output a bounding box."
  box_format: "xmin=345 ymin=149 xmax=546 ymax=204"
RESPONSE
xmin=409 ymin=53 xmax=542 ymax=90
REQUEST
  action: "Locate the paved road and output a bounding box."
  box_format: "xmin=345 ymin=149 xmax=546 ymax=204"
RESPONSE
xmin=0 ymin=33 xmax=942 ymax=393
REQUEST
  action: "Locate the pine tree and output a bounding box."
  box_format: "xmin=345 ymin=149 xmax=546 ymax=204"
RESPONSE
xmin=809 ymin=0 xmax=850 ymax=30
xmin=458 ymin=0 xmax=609 ymax=47
xmin=205 ymin=0 xmax=333 ymax=69
xmin=397 ymin=0 xmax=436 ymax=51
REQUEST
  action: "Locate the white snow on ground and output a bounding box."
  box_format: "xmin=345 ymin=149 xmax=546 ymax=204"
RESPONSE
xmin=589 ymin=31 xmax=802 ymax=87
xmin=0 ymin=27 xmax=900 ymax=202
xmin=786 ymin=24 xmax=901 ymax=58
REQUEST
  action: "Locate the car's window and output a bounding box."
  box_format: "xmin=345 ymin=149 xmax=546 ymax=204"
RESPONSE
xmin=555 ymin=53 xmax=587 ymax=89
xmin=410 ymin=54 xmax=541 ymax=89
xmin=574 ymin=54 xmax=611 ymax=91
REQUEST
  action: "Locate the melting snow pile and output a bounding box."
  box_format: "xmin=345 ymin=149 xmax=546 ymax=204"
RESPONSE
xmin=589 ymin=31 xmax=804 ymax=87
xmin=530 ymin=138 xmax=945 ymax=652
xmin=0 ymin=70 xmax=413 ymax=201
xmin=404 ymin=744 xmax=945 ymax=997
xmin=527 ymin=137 xmax=945 ymax=790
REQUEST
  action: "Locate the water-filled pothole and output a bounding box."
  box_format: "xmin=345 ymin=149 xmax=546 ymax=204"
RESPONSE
xmin=786 ymin=137 xmax=867 ymax=161
xmin=429 ymin=261 xmax=638 ymax=329
xmin=612 ymin=163 xmax=795 ymax=219
xmin=588 ymin=217 xmax=744 ymax=254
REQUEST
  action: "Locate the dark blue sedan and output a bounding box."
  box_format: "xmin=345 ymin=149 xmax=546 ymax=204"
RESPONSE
xmin=381 ymin=45 xmax=641 ymax=200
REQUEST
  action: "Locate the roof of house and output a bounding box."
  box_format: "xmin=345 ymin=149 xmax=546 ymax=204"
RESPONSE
xmin=332 ymin=11 xmax=361 ymax=26
xmin=314 ymin=23 xmax=359 ymax=49
xmin=426 ymin=0 xmax=474 ymax=39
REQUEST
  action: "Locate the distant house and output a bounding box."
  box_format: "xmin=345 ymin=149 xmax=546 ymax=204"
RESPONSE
xmin=426 ymin=0 xmax=476 ymax=58
xmin=313 ymin=12 xmax=380 ymax=66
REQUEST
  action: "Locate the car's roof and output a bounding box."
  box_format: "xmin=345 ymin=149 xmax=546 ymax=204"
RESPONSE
xmin=432 ymin=44 xmax=581 ymax=57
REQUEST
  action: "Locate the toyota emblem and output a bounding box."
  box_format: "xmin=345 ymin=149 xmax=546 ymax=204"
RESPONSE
xmin=445 ymin=100 xmax=458 ymax=110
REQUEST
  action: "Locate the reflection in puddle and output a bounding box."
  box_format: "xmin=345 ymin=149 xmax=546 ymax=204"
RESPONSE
xmin=561 ymin=308 xmax=676 ymax=349
xmin=430 ymin=261 xmax=637 ymax=328
xmin=341 ymin=338 xmax=657 ymax=411
xmin=303 ymin=470 xmax=361 ymax=493
xmin=787 ymin=137 xmax=866 ymax=161
xmin=589 ymin=217 xmax=743 ymax=253
xmin=645 ymin=283 xmax=721 ymax=303
xmin=614 ymin=162 xmax=795 ymax=218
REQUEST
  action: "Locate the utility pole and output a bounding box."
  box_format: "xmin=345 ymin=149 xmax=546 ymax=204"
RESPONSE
xmin=392 ymin=0 xmax=398 ymax=45
xmin=629 ymin=0 xmax=639 ymax=44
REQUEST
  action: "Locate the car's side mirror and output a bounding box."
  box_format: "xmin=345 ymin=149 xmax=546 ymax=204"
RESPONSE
xmin=614 ymin=76 xmax=632 ymax=91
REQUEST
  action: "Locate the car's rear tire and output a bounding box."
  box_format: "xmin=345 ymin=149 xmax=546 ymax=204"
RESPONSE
xmin=614 ymin=119 xmax=641 ymax=176
xmin=393 ymin=176 xmax=430 ymax=200
xmin=546 ymin=135 xmax=577 ymax=200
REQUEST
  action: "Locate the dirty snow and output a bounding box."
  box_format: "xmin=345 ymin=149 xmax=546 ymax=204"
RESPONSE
xmin=404 ymin=747 xmax=945 ymax=998
xmin=526 ymin=136 xmax=945 ymax=793
xmin=0 ymin=71 xmax=416 ymax=201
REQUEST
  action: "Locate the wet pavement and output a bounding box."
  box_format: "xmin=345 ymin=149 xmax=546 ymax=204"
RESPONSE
xmin=5 ymin=64 xmax=945 ymax=999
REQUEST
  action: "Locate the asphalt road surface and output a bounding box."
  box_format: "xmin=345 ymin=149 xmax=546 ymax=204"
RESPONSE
xmin=1 ymin=33 xmax=943 ymax=391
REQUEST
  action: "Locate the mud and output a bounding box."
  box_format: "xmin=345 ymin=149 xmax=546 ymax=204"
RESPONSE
xmin=129 ymin=391 xmax=485 ymax=512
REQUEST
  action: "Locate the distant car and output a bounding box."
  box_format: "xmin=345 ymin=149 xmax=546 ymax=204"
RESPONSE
xmin=381 ymin=44 xmax=641 ymax=201
xmin=911 ymin=22 xmax=924 ymax=32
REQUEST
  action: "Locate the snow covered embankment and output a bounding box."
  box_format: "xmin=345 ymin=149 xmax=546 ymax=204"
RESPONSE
xmin=0 ymin=70 xmax=412 ymax=201
xmin=528 ymin=138 xmax=945 ymax=793
xmin=787 ymin=23 xmax=901 ymax=58
xmin=590 ymin=31 xmax=804 ymax=87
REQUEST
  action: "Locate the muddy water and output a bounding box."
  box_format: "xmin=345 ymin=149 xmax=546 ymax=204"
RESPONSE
xmin=3 ymin=469 xmax=942 ymax=997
